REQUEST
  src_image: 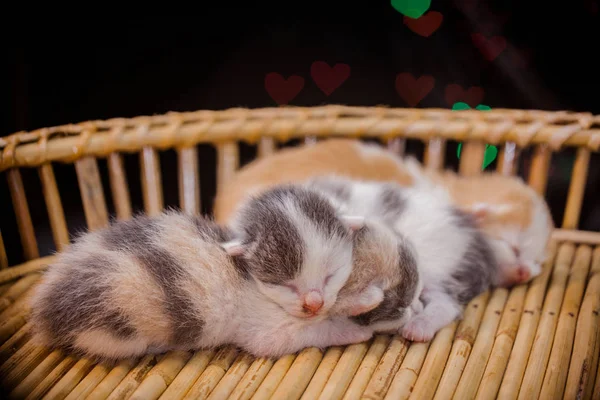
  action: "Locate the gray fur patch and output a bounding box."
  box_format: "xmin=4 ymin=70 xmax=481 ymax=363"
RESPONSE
xmin=294 ymin=187 xmax=349 ymax=239
xmin=37 ymin=255 xmax=137 ymax=347
xmin=307 ymin=177 xmax=352 ymax=204
xmin=190 ymin=215 xmax=231 ymax=242
xmin=352 ymin=235 xmax=420 ymax=326
xmin=102 ymin=215 xmax=206 ymax=346
xmin=447 ymin=208 xmax=498 ymax=304
xmin=234 ymin=186 xmax=307 ymax=284
xmin=378 ymin=184 xmax=407 ymax=223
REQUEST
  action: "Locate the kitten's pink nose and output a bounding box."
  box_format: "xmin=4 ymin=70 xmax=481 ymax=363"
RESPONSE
xmin=303 ymin=290 xmax=324 ymax=314
xmin=516 ymin=266 xmax=531 ymax=283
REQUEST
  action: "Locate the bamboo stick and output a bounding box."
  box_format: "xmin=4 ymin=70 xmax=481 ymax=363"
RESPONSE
xmin=250 ymin=354 xmax=296 ymax=400
xmin=384 ymin=342 xmax=430 ymax=400
xmin=178 ymin=146 xmax=201 ymax=215
xmin=361 ymin=335 xmax=410 ymax=399
xmin=539 ymin=245 xmax=593 ymax=399
xmin=227 ymin=357 xmax=273 ymax=400
xmin=317 ymin=342 xmax=371 ymax=400
xmin=159 ymin=350 xmax=216 ymax=400
xmin=182 ymin=346 xmax=239 ymax=400
xmin=475 ymin=285 xmax=529 ymax=400
xmin=0 ymin=322 xmax=31 ymax=365
xmin=270 ymin=347 xmax=323 ymax=400
xmin=563 ymin=246 xmax=600 ymax=400
xmin=0 ymin=256 xmax=55 ymax=285
xmin=0 ymin=232 xmax=7 ymax=270
xmin=103 ymin=355 xmax=159 ymax=400
xmin=433 ymin=291 xmax=491 ymax=400
xmin=1 ymin=342 xmax=50 ymax=391
xmin=300 ymin=346 xmax=344 ymax=400
xmin=9 ymin=349 xmax=65 ymax=399
xmin=6 ymin=169 xmax=39 ymax=260
xmin=75 ymin=156 xmax=109 ymax=230
xmin=107 ymin=152 xmax=133 ymax=220
xmin=85 ymin=357 xmax=140 ymax=400
xmin=453 ymin=288 xmax=510 ymax=399
xmin=206 ymin=352 xmax=255 ymax=400
xmin=496 ymin=241 xmax=560 ymax=400
xmin=130 ymin=351 xmax=192 ymax=400
xmin=64 ymin=362 xmax=114 ymax=400
xmin=40 ymin=358 xmax=94 ymax=400
xmin=140 ymin=146 xmax=164 ymax=216
xmin=516 ymin=243 xmax=576 ymax=399
xmin=409 ymin=321 xmax=458 ymax=400
xmin=0 ymin=273 xmax=41 ymax=312
xmin=342 ymin=335 xmax=392 ymax=400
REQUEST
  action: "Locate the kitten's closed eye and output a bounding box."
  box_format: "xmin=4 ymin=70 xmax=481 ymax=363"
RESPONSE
xmin=284 ymin=283 xmax=298 ymax=293
xmin=324 ymin=274 xmax=334 ymax=285
xmin=511 ymin=246 xmax=520 ymax=257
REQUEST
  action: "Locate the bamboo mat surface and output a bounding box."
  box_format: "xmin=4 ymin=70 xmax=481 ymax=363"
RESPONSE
xmin=1 ymin=240 xmax=598 ymax=400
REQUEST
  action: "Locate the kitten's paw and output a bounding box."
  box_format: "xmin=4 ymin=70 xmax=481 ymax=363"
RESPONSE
xmin=400 ymin=316 xmax=437 ymax=342
xmin=410 ymin=298 xmax=424 ymax=315
xmin=348 ymin=285 xmax=385 ymax=316
xmin=333 ymin=321 xmax=373 ymax=345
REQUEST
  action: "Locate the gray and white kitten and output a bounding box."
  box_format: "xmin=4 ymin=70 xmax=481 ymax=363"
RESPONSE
xmin=29 ymin=187 xmax=378 ymax=361
xmin=305 ymin=175 xmax=499 ymax=342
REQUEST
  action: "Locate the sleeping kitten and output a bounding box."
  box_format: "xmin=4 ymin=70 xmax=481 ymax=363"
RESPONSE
xmin=29 ymin=208 xmax=374 ymax=361
xmin=213 ymin=138 xmax=553 ymax=287
xmin=331 ymin=217 xmax=424 ymax=334
xmin=306 ymin=175 xmax=500 ymax=342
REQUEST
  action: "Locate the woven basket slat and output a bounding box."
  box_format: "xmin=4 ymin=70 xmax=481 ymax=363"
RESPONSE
xmin=517 ymin=243 xmax=576 ymax=399
xmin=6 ymin=169 xmax=39 ymax=260
xmin=75 ymin=157 xmax=109 ymax=231
xmin=0 ymin=231 xmax=9 ymax=270
xmin=563 ymin=247 xmax=600 ymax=399
xmin=496 ymin=141 xmax=519 ymax=176
xmin=539 ymin=245 xmax=593 ymax=399
xmin=178 ymin=146 xmax=201 ymax=215
xmin=562 ymin=147 xmax=591 ymax=229
xmin=527 ymin=144 xmax=553 ymax=196
xmin=38 ymin=163 xmax=70 ymax=251
xmin=216 ymin=142 xmax=239 ymax=195
xmin=423 ymin=138 xmax=445 ymax=170
xmin=107 ymin=152 xmax=133 ymax=221
xmin=433 ymin=291 xmax=490 ymax=400
xmin=140 ymin=147 xmax=164 ymax=216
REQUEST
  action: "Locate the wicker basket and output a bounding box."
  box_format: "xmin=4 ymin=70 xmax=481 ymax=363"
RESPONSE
xmin=0 ymin=105 xmax=599 ymax=400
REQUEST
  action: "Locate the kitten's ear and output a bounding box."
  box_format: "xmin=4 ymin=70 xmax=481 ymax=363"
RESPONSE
xmin=341 ymin=215 xmax=365 ymax=232
xmin=220 ymin=240 xmax=246 ymax=257
xmin=466 ymin=203 xmax=513 ymax=223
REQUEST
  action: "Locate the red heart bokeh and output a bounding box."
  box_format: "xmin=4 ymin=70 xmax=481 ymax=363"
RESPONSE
xmin=395 ymin=73 xmax=435 ymax=107
xmin=471 ymin=33 xmax=507 ymax=61
xmin=264 ymin=73 xmax=305 ymax=105
xmin=403 ymin=11 xmax=444 ymax=37
xmin=444 ymin=84 xmax=485 ymax=108
xmin=310 ymin=61 xmax=351 ymax=96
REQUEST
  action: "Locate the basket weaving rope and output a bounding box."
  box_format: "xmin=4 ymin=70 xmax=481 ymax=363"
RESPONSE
xmin=0 ymin=105 xmax=599 ymax=399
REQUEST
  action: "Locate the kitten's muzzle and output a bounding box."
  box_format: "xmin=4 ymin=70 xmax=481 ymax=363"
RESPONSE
xmin=302 ymin=290 xmax=324 ymax=315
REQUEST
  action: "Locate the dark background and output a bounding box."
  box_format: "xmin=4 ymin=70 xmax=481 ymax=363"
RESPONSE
xmin=3 ymin=1 xmax=600 ymax=265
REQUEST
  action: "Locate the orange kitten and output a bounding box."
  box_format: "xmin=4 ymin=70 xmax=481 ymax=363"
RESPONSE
xmin=213 ymin=138 xmax=554 ymax=287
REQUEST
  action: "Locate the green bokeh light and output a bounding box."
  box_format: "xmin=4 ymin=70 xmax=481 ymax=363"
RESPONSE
xmin=454 ymin=103 xmax=497 ymax=169
xmin=391 ymin=0 xmax=431 ymax=18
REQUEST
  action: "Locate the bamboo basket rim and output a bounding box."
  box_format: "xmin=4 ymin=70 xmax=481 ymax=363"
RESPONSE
xmin=1 ymin=105 xmax=600 ymax=172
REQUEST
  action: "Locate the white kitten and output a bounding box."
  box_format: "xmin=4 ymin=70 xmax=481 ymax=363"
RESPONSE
xmin=306 ymin=176 xmax=499 ymax=342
